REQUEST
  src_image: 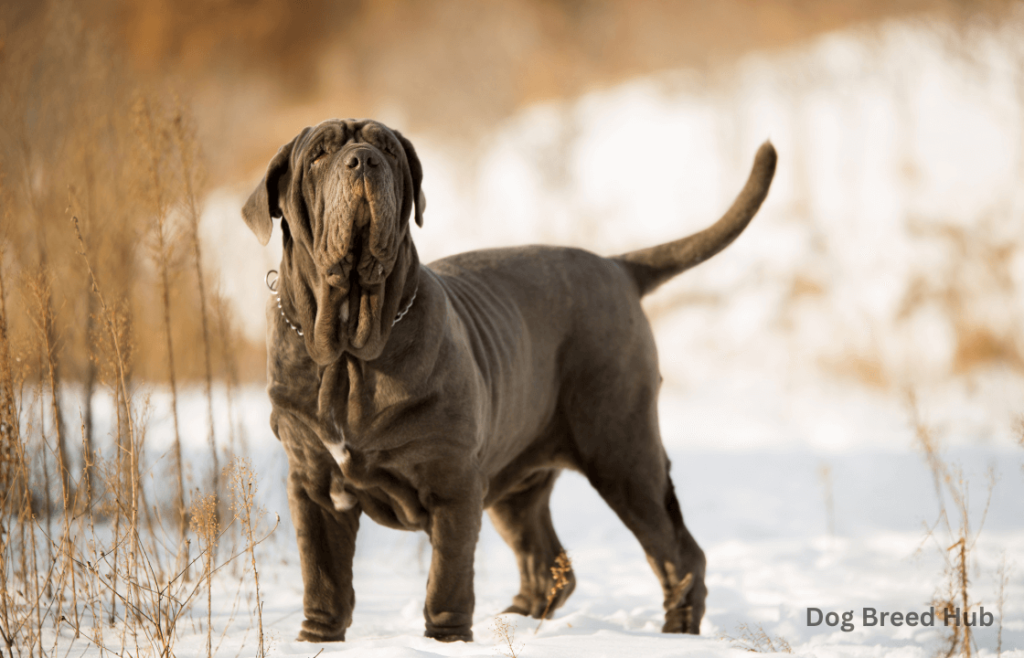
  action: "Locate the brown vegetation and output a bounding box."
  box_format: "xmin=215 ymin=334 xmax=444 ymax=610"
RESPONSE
xmin=720 ymin=622 xmax=794 ymax=653
xmin=0 ymin=0 xmax=260 ymax=394
xmin=5 ymin=0 xmax=1017 ymax=184
xmin=0 ymin=6 xmax=275 ymax=652
xmin=0 ymin=209 xmax=276 ymax=654
xmin=0 ymin=240 xmax=276 ymax=652
xmin=534 ymin=551 xmax=573 ymax=634
xmin=900 ymin=220 xmax=1024 ymax=375
xmin=909 ymin=392 xmax=996 ymax=658
xmin=493 ymin=615 xmax=523 ymax=658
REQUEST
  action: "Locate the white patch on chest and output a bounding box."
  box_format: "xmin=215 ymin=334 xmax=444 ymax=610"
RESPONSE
xmin=330 ymin=488 xmax=357 ymax=512
xmin=325 ymin=441 xmax=350 ymax=467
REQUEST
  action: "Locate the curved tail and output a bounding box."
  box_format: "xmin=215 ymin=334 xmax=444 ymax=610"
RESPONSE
xmin=614 ymin=141 xmax=777 ymax=297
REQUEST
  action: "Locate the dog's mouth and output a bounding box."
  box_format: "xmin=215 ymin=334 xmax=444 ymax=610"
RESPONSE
xmin=342 ymin=272 xmax=379 ymax=351
xmin=306 ymin=203 xmax=399 ymax=362
xmin=298 ymin=137 xmax=410 ymax=363
xmin=327 ymin=226 xmax=386 ymax=351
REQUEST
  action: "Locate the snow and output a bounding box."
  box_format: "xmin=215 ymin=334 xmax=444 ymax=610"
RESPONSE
xmin=48 ymin=381 xmax=1020 ymax=658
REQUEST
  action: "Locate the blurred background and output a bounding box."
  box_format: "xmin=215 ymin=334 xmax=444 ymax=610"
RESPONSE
xmin=4 ymin=0 xmax=1024 ymax=450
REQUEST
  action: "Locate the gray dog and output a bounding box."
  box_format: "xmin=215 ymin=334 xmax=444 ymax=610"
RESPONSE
xmin=242 ymin=119 xmax=776 ymax=643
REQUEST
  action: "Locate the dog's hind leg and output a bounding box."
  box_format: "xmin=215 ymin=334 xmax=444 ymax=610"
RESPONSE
xmin=586 ymin=449 xmax=706 ymax=633
xmin=487 ymin=469 xmax=576 ymax=618
xmin=567 ymin=378 xmax=707 ymax=634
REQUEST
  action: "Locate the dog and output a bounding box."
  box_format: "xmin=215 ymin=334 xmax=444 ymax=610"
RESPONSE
xmin=242 ymin=118 xmax=776 ymax=643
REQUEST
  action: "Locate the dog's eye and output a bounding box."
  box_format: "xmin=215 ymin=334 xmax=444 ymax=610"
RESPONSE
xmin=310 ymin=146 xmax=329 ymax=167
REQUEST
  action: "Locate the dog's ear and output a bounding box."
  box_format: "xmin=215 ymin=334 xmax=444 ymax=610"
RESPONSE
xmin=393 ymin=129 xmax=425 ymax=228
xmin=242 ymin=131 xmax=306 ymax=245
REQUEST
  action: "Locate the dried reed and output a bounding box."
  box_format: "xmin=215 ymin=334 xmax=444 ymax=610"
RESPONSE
xmin=172 ymin=101 xmax=220 ymax=504
xmin=908 ymin=391 xmax=995 ymax=658
xmin=189 ymin=492 xmax=219 ymax=658
xmin=227 ymin=457 xmax=269 ymax=657
xmin=721 ymin=622 xmax=793 ymax=653
xmin=493 ymin=616 xmax=523 ymax=658
xmin=134 ymin=95 xmax=188 ymax=555
xmin=535 ymin=551 xmax=572 ymax=634
xmin=0 ymin=9 xmax=273 ymax=656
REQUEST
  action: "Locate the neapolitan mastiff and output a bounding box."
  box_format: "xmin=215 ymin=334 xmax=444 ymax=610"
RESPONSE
xmin=242 ymin=119 xmax=776 ymax=642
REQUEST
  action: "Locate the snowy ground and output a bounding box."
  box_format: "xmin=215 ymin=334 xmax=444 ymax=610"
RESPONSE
xmin=71 ymin=380 xmax=1018 ymax=658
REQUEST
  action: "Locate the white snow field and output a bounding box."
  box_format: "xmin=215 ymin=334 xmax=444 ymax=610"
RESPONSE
xmin=150 ymin=15 xmax=1024 ymax=658
xmin=108 ymin=382 xmax=1022 ymax=658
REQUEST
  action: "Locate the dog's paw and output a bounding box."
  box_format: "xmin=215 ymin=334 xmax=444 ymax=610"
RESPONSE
xmin=425 ymin=629 xmax=473 ymax=643
xmin=297 ymin=620 xmax=347 ymax=642
xmin=296 ymin=628 xmax=346 ymax=642
xmin=661 ymin=605 xmax=699 ymax=634
xmin=501 ymin=601 xmax=535 ymax=617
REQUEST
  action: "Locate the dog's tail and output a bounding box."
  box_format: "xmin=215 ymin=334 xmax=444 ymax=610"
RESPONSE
xmin=613 ymin=141 xmax=777 ymax=297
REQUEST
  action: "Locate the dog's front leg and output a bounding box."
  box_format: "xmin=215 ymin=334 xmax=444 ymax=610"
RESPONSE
xmin=275 ymin=413 xmax=359 ymax=642
xmin=287 ymin=464 xmax=360 ymax=642
xmin=422 ymin=477 xmax=483 ymax=642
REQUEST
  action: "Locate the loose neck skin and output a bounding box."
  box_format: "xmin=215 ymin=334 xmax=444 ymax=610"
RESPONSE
xmin=312 ymin=240 xmax=449 ymax=443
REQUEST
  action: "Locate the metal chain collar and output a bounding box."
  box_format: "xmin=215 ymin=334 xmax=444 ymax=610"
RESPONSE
xmin=266 ymin=270 xmax=417 ymax=338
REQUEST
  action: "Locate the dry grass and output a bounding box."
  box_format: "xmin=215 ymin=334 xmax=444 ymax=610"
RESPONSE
xmin=0 ymin=0 xmax=261 ymax=392
xmin=822 ymin=352 xmax=890 ymax=390
xmin=189 ymin=493 xmax=219 ymax=658
xmin=0 ymin=127 xmax=275 ymax=658
xmin=492 ymin=616 xmax=523 ymax=658
xmin=900 ymin=219 xmax=1024 ymax=376
xmin=908 ymin=391 xmax=996 ymax=658
xmin=720 ymin=622 xmax=793 ymax=653
xmin=820 ymin=207 xmax=1024 ymax=390
xmin=534 ymin=550 xmax=572 ymax=634
xmin=226 ymin=457 xmax=273 ymax=658
xmin=173 ymin=100 xmax=221 ymax=507
xmin=0 ymin=16 xmax=263 ymax=655
xmin=994 ymin=555 xmax=1010 ymax=658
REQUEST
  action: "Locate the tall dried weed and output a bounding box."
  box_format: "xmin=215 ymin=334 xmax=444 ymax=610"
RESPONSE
xmin=534 ymin=551 xmax=572 ymax=634
xmin=0 ymin=6 xmax=270 ymax=654
xmin=720 ymin=622 xmax=794 ymax=653
xmin=493 ymin=615 xmax=523 ymax=658
xmin=909 ymin=392 xmax=996 ymax=658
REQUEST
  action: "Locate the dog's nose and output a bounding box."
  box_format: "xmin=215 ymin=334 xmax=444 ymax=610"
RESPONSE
xmin=346 ymin=149 xmax=378 ymax=170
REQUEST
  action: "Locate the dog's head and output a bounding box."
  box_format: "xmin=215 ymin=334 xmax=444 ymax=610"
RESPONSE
xmin=243 ymin=119 xmax=425 ymax=364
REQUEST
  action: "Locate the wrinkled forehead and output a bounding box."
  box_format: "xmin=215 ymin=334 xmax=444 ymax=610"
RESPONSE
xmin=293 ymin=119 xmax=401 ymax=162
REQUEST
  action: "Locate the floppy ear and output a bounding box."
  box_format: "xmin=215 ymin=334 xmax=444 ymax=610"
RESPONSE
xmin=393 ymin=129 xmax=426 ymax=228
xmin=242 ymin=132 xmax=304 ymax=245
